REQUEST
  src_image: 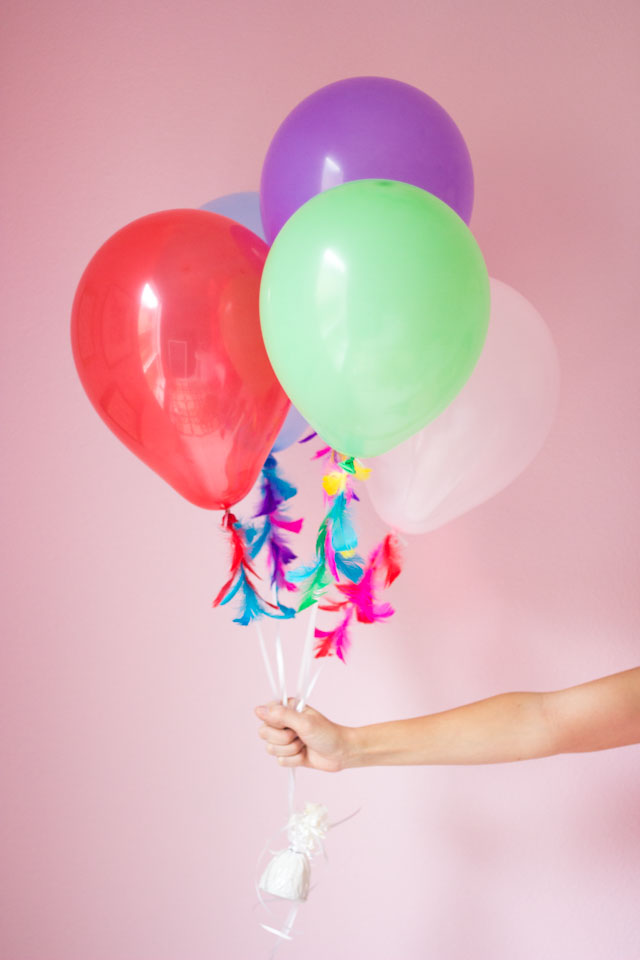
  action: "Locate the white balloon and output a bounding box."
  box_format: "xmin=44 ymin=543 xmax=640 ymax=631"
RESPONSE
xmin=366 ymin=278 xmax=560 ymax=534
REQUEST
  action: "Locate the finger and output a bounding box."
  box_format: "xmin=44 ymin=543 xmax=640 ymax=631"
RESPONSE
xmin=254 ymin=702 xmax=289 ymax=728
xmin=277 ymin=751 xmax=305 ymax=768
xmin=258 ymin=725 xmax=297 ymax=745
xmin=255 ymin=702 xmax=310 ymax=733
xmin=267 ymin=738 xmax=304 ymax=758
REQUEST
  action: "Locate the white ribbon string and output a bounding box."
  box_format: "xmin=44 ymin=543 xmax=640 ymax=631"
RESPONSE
xmin=296 ymin=603 xmax=318 ymax=705
xmin=287 ymin=768 xmax=296 ymax=818
xmin=270 ymin=600 xmax=296 ymax=818
xmin=298 ymin=661 xmax=323 ymax=713
xmin=288 ymin=605 xmax=321 ymax=817
xmin=258 ymin=601 xmax=328 ymax=955
xmin=275 ymin=634 xmax=287 ymax=706
xmin=271 ymin=587 xmax=288 ymax=709
xmin=256 ymin=621 xmax=277 ymax=699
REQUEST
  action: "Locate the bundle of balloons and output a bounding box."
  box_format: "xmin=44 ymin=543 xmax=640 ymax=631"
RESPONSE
xmin=71 ymin=75 xmax=558 ymax=546
xmin=71 ymin=75 xmax=559 ymax=946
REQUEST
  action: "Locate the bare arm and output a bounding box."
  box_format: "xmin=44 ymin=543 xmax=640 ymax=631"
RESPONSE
xmin=255 ymin=668 xmax=640 ymax=771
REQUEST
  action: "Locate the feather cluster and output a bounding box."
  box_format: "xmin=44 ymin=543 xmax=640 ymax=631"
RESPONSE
xmin=289 ymin=447 xmax=372 ymax=611
xmin=212 ymin=511 xmax=295 ymax=625
xmin=245 ymin=454 xmax=303 ymax=599
xmin=314 ymin=533 xmax=403 ymax=661
xmin=288 ymin=509 xmax=364 ymax=611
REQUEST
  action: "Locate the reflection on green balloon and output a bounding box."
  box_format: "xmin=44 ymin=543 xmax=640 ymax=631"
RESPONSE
xmin=260 ymin=179 xmax=490 ymax=457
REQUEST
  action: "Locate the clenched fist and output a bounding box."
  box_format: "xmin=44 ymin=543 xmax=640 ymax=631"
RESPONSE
xmin=255 ymin=700 xmax=351 ymax=772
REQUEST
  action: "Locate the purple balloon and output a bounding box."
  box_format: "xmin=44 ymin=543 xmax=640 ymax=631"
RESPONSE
xmin=260 ymin=76 xmax=474 ymax=243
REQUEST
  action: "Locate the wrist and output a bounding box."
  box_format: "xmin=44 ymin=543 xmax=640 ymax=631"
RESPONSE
xmin=338 ymin=725 xmax=367 ymax=769
xmin=338 ymin=720 xmax=410 ymax=768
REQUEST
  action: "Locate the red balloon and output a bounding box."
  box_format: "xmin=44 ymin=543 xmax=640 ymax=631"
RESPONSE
xmin=71 ymin=209 xmax=289 ymax=509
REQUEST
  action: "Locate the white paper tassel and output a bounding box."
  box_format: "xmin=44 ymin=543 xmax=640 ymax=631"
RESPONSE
xmin=259 ymin=803 xmax=329 ymax=903
xmin=260 ymin=849 xmax=311 ymax=902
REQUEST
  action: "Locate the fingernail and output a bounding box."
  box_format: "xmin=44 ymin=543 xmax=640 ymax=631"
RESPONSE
xmin=256 ymin=705 xmax=267 ymax=717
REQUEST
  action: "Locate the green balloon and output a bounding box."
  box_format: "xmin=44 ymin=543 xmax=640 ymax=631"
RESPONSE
xmin=260 ymin=179 xmax=490 ymax=457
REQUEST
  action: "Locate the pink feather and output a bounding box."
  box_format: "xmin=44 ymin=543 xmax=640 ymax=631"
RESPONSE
xmin=271 ymin=515 xmax=304 ymax=534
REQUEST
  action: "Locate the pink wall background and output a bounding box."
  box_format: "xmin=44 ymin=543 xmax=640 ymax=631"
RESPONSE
xmin=2 ymin=1 xmax=639 ymax=957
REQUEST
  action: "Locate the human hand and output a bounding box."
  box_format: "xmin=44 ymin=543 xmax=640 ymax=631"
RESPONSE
xmin=255 ymin=699 xmax=351 ymax=772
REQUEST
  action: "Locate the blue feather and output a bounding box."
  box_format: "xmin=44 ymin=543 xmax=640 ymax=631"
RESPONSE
xmin=247 ymin=519 xmax=270 ymax=559
xmin=287 ymin=559 xmax=321 ymax=583
xmin=335 ymin=552 xmax=364 ymax=582
xmin=218 ymin=570 xmax=245 ymax=606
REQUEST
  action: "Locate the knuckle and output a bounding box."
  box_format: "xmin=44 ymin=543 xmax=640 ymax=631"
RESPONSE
xmin=297 ymin=716 xmax=311 ymax=737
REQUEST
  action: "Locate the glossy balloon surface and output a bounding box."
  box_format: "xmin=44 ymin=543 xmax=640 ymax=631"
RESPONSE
xmin=260 ymin=179 xmax=490 ymax=458
xmin=71 ymin=209 xmax=289 ymax=509
xmin=200 ymin=191 xmax=308 ymax=452
xmin=260 ymin=76 xmax=474 ymax=242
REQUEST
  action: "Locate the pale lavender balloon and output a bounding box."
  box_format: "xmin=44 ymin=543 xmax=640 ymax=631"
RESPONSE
xmin=200 ymin=191 xmax=266 ymax=239
xmin=366 ymin=278 xmax=560 ymax=535
xmin=200 ymin=192 xmax=308 ymax=452
xmin=260 ymin=76 xmax=474 ymax=243
xmin=270 ymin=404 xmax=308 ymax=452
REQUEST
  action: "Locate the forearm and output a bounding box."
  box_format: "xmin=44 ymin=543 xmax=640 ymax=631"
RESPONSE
xmin=342 ymin=691 xmax=556 ymax=767
xmin=257 ymin=669 xmax=639 ymax=770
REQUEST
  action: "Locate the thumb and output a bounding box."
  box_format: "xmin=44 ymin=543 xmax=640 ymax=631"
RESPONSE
xmin=255 ymin=700 xmax=307 ymax=732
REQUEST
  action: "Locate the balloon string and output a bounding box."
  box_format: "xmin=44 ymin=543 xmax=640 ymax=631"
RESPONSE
xmin=256 ymin=622 xmax=277 ymax=699
xmin=298 ymin=661 xmax=323 ymax=712
xmin=289 ymin=608 xmax=323 ymax=817
xmin=287 ymin=768 xmax=296 ymax=818
xmin=271 ymin=588 xmax=295 ymax=817
xmin=260 ymin=603 xmax=325 ymax=954
xmin=296 ymin=603 xmax=318 ymax=703
xmin=275 ymin=634 xmax=287 ymax=706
